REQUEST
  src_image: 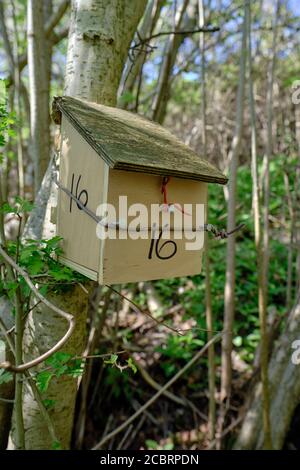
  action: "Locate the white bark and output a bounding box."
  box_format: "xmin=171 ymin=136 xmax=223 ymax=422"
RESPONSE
xmin=65 ymin=0 xmax=147 ymax=105
xmin=15 ymin=0 xmax=147 ymax=450
xmin=0 ymin=298 xmax=14 ymax=449
xmin=27 ymin=0 xmax=50 ymax=193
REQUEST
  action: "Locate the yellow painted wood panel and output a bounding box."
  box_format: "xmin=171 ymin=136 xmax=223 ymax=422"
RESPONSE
xmin=57 ymin=116 xmax=107 ymax=272
xmin=106 ymin=170 xmax=206 ymax=229
xmin=101 ymin=170 xmax=207 ymax=284
xmin=102 ymin=235 xmax=204 ymax=284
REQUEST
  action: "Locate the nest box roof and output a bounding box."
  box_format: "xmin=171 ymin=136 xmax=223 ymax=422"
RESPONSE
xmin=53 ymin=96 xmax=227 ymax=185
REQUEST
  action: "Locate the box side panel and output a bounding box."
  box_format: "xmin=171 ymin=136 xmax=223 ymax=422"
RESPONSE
xmin=59 ymin=257 xmax=98 ymax=281
xmin=102 ymin=170 xmax=207 ymax=284
xmin=57 ymin=116 xmax=106 ymax=277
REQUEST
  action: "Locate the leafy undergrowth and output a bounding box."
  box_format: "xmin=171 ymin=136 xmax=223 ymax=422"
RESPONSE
xmin=77 ymin=162 xmax=293 ymax=450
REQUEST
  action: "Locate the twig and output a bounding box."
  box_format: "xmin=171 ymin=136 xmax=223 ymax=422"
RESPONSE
xmin=92 ymin=332 xmax=222 ymax=449
xmin=0 ymin=316 xmax=60 ymax=445
xmin=55 ymin=179 xmax=244 ymax=237
xmin=130 ymin=26 xmax=220 ymax=50
xmin=44 ymin=0 xmax=70 ymax=37
xmin=105 ymin=284 xmax=183 ymax=335
xmin=0 ymin=396 xmax=14 ymax=403
xmin=135 ymin=360 xmax=187 ymax=407
xmin=208 ymin=415 xmax=243 ymax=449
xmin=123 ymin=415 xmax=146 ymax=450
xmin=0 ymin=245 xmax=75 ymax=373
xmin=117 ymin=424 xmax=134 ymax=450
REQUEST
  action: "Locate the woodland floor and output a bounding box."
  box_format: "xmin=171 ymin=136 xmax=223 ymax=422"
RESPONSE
xmin=75 ymin=298 xmax=250 ymax=450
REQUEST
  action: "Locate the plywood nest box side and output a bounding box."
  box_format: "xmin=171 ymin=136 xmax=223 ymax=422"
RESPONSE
xmin=53 ymin=96 xmax=227 ymax=285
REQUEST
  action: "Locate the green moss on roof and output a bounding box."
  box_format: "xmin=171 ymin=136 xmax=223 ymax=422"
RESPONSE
xmin=53 ymin=96 xmax=227 ymax=185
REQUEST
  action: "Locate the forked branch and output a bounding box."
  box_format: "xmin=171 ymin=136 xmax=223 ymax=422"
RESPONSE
xmin=0 ymin=245 xmax=75 ymax=373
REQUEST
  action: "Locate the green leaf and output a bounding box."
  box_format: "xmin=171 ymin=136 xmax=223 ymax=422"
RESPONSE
xmin=45 ymin=352 xmax=72 ymax=368
xmin=0 ymin=370 xmax=13 ymax=385
xmin=104 ymin=354 xmax=118 ymax=365
xmin=0 ymin=202 xmax=17 ymax=214
xmin=146 ymin=439 xmax=158 ymax=450
xmin=233 ymin=336 xmax=243 ymax=347
xmin=119 ymin=91 xmax=135 ymax=105
xmin=51 ymin=440 xmax=62 ymax=450
xmin=126 ymin=357 xmax=137 ymax=374
xmin=43 ymin=399 xmax=56 ymax=410
xmin=36 ymin=371 xmax=53 ymax=393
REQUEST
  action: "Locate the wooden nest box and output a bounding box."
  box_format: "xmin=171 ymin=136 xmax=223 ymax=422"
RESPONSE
xmin=53 ymin=96 xmax=227 ymax=285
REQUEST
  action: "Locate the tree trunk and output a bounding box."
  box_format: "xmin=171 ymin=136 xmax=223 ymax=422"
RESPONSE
xmin=0 ymin=298 xmax=14 ymax=450
xmin=118 ymin=0 xmax=164 ymax=108
xmin=247 ymin=0 xmax=272 ymax=448
xmin=198 ymin=0 xmax=216 ymax=443
xmin=11 ymin=0 xmax=147 ymax=450
xmin=64 ymin=0 xmax=147 ymax=106
xmin=220 ymin=0 xmax=247 ymax=404
xmin=150 ymin=0 xmax=191 ymax=124
xmin=234 ymin=293 xmax=300 ymax=449
xmin=27 ymin=0 xmax=50 ymax=193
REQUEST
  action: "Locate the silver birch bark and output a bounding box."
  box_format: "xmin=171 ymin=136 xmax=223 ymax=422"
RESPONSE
xmin=10 ymin=0 xmax=147 ymax=450
xmin=64 ymin=0 xmax=147 ymax=106
xmin=0 ymin=298 xmax=14 ymax=449
xmin=27 ymin=0 xmax=49 ymax=193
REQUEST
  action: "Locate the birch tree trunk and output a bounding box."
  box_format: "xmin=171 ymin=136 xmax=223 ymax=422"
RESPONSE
xmin=64 ymin=0 xmax=147 ymax=106
xmin=220 ymin=0 xmax=247 ymax=405
xmin=10 ymin=0 xmax=146 ymax=450
xmin=0 ymin=298 xmax=14 ymax=449
xmin=27 ymin=0 xmax=50 ymax=194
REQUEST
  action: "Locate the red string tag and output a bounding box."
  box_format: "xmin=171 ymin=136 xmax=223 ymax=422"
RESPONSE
xmin=160 ymin=176 xmax=191 ymax=216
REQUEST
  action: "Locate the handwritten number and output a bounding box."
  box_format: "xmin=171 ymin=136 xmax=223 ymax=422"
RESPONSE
xmin=148 ymin=229 xmax=177 ymax=261
xmin=69 ymin=173 xmax=88 ymax=213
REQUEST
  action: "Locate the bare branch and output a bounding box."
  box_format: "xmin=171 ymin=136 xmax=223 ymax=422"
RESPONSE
xmin=92 ymin=332 xmax=222 ymax=449
xmin=0 ymin=246 xmax=75 ymax=373
xmin=0 ymin=1 xmax=14 ymax=73
xmin=5 ymin=0 xmax=70 ymax=85
xmin=44 ymin=0 xmax=70 ymax=37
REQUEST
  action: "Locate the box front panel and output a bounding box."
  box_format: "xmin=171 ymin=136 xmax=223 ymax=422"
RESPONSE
xmin=57 ymin=117 xmax=107 ymax=276
xmin=101 ymin=170 xmax=207 ymax=284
